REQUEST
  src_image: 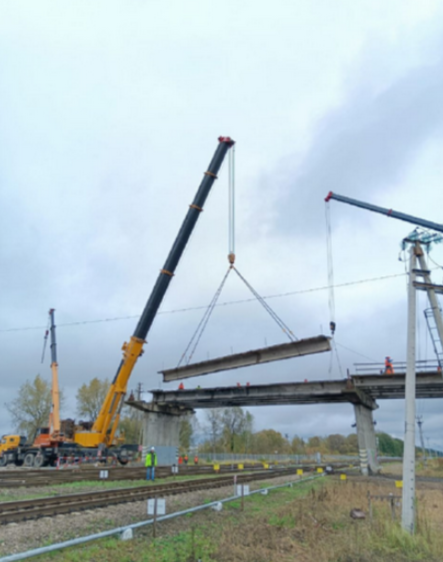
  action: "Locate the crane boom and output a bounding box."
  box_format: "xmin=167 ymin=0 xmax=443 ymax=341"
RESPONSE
xmin=325 ymin=192 xmax=443 ymax=234
xmin=48 ymin=308 xmax=60 ymax=435
xmin=75 ymin=136 xmax=235 ymax=448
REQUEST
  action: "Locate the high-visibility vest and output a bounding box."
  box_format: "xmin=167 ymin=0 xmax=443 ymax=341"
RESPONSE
xmin=145 ymin=452 xmax=157 ymax=467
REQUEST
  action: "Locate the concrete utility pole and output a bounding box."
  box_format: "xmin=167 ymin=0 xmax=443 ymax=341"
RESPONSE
xmin=426 ymin=438 xmax=432 ymax=459
xmin=416 ymin=416 xmax=426 ymax=466
xmin=401 ymin=243 xmax=418 ymax=534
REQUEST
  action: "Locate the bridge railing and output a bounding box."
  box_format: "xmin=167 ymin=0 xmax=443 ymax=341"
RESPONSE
xmin=353 ymin=359 xmax=439 ymax=374
xmin=201 ymin=453 xmax=358 ymax=464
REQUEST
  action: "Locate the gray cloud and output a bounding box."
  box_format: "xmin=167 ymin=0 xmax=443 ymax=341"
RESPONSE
xmin=1 ymin=0 xmax=443 ymax=454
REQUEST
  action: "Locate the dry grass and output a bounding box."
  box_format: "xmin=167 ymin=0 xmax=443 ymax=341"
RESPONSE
xmin=31 ymin=476 xmax=443 ymax=561
xmin=382 ymin=458 xmax=443 ymax=478
xmin=210 ymin=477 xmax=443 ymax=562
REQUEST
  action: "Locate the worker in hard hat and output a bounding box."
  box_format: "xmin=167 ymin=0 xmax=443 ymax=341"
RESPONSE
xmin=145 ymin=447 xmax=158 ymax=481
xmin=384 ymin=357 xmax=394 ymax=375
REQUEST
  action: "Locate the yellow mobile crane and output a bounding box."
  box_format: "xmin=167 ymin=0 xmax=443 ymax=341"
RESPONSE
xmin=33 ymin=309 xmax=61 ymax=446
xmin=0 ymin=309 xmax=63 ymax=467
xmin=0 ymin=138 xmax=234 ymax=467
xmin=72 ymin=137 xmax=235 ymax=453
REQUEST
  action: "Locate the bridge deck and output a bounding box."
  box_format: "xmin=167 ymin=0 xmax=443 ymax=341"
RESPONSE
xmin=134 ymin=372 xmax=443 ymax=412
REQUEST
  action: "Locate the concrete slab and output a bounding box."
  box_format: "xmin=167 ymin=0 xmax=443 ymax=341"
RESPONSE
xmin=160 ymin=335 xmax=331 ymax=381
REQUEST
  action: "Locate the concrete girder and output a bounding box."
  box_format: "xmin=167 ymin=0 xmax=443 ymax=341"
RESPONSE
xmin=149 ymin=379 xmax=376 ymax=410
xmin=160 ymin=336 xmax=331 ymax=382
xmin=352 ymin=372 xmax=443 ymax=399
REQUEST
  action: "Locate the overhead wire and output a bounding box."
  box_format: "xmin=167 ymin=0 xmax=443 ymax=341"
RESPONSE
xmin=334 ymin=342 xmax=379 ymax=363
xmin=0 ymin=271 xmax=414 ymax=334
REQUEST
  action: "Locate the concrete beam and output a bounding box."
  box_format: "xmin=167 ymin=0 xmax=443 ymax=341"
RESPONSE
xmin=353 ymin=372 xmax=443 ymax=399
xmin=150 ymin=379 xmax=376 ymax=409
xmin=127 ymin=400 xmax=194 ymax=416
xmin=161 ymin=336 xmax=331 ymax=381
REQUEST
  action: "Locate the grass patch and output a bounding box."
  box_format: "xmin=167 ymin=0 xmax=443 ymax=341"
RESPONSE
xmin=26 ymin=476 xmax=443 ymax=561
xmin=0 ymin=472 xmax=245 ymax=502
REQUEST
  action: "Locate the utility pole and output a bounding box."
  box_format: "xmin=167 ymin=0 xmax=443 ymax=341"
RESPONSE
xmin=426 ymin=438 xmax=432 ymax=459
xmin=416 ymin=416 xmax=426 ymax=466
xmin=401 ymin=243 xmax=418 ymax=534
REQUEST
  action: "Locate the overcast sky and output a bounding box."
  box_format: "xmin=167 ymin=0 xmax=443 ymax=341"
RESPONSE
xmin=1 ymin=0 xmax=443 ymax=451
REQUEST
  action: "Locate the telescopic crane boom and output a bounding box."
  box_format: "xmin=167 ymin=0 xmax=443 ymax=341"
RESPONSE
xmin=325 ymin=192 xmax=443 ymax=234
xmin=74 ymin=136 xmax=235 ymax=448
xmin=48 ymin=308 xmax=60 ymax=436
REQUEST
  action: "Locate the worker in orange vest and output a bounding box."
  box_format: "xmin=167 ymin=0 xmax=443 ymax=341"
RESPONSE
xmin=384 ymin=356 xmax=394 ymax=375
xmin=178 ymin=382 xmax=184 ymax=390
xmin=194 ymin=455 xmax=199 ymax=465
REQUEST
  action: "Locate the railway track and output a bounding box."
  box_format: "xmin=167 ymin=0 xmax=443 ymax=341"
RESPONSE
xmin=0 ymin=462 xmax=345 ymax=488
xmin=0 ymin=463 xmax=274 ymax=488
xmin=0 ymin=468 xmax=297 ymax=524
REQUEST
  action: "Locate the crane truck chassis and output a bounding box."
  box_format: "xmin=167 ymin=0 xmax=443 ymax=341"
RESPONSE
xmin=0 ymin=435 xmax=137 ymax=468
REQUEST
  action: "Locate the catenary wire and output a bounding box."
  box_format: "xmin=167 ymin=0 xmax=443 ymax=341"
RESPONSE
xmin=0 ymin=271 xmax=419 ymax=334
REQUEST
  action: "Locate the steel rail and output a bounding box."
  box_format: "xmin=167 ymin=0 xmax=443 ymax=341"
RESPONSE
xmin=0 ymin=463 xmax=265 ymax=488
xmin=0 ymin=475 xmax=322 ymax=562
xmin=0 ymin=468 xmax=297 ymax=524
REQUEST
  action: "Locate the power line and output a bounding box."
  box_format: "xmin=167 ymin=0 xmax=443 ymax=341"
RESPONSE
xmin=0 ymin=271 xmax=409 ymax=334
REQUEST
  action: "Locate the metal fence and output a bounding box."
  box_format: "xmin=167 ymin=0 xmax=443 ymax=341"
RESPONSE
xmin=201 ymin=453 xmax=358 ymax=464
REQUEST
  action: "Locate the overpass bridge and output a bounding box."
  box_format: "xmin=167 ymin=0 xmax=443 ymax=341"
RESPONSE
xmin=130 ymin=371 xmax=443 ymax=475
xmin=145 ymin=372 xmax=443 ymax=410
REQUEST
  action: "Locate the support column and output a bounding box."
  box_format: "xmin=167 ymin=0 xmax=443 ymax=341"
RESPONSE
xmin=141 ymin=408 xmax=194 ymax=466
xmin=353 ymin=403 xmax=379 ymax=475
xmin=143 ymin=411 xmax=182 ymax=447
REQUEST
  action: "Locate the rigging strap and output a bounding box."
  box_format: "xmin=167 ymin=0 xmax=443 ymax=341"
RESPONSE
xmin=177 ymin=267 xmax=233 ymax=367
xmin=325 ymin=202 xmax=336 ymax=335
xmin=232 ymin=267 xmax=297 ymax=342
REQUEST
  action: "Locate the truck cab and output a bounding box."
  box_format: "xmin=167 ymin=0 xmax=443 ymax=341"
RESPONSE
xmin=0 ymin=435 xmax=25 ymax=454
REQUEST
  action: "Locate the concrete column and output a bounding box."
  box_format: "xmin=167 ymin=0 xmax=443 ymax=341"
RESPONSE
xmin=143 ymin=410 xmax=192 ymax=448
xmin=353 ymin=403 xmax=379 ymax=475
xmin=142 ymin=409 xmax=193 ymax=466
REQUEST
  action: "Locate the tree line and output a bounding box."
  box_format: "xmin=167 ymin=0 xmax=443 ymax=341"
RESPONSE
xmin=3 ymin=375 xmax=405 ymax=457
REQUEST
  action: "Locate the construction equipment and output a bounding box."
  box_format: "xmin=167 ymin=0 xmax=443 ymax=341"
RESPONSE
xmin=0 ymin=138 xmax=234 ymax=468
xmin=33 ymin=309 xmax=61 ymax=446
xmin=325 ymin=192 xmax=443 ymax=234
xmin=325 ymin=192 xmax=443 ymax=371
xmin=72 ymin=136 xmax=235 ymax=449
xmin=0 ymin=310 xmax=66 ymax=467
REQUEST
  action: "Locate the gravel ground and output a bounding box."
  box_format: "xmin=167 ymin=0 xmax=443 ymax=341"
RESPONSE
xmin=0 ymin=481 xmax=148 ymax=502
xmin=0 ymin=473 xmax=303 ymax=557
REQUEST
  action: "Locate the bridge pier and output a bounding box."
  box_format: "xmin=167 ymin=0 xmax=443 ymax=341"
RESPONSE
xmin=353 ymin=403 xmax=380 ymax=475
xmin=127 ymin=400 xmax=194 ymax=465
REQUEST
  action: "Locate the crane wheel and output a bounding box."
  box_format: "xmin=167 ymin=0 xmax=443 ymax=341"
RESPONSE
xmin=33 ymin=454 xmax=44 ymax=468
xmin=24 ymin=453 xmax=35 ymax=467
xmin=117 ymin=450 xmax=129 ymax=465
xmin=0 ymin=455 xmax=7 ymax=467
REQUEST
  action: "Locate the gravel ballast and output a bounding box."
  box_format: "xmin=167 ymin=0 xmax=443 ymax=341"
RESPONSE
xmin=0 ymin=473 xmax=304 ymax=557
